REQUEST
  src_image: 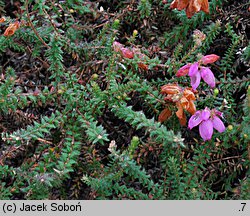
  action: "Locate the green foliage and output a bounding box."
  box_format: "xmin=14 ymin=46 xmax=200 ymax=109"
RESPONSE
xmin=138 ymin=0 xmax=152 ymax=18
xmin=220 ymin=23 xmax=241 ymax=72
xmin=46 ymin=34 xmax=65 ymax=84
xmin=111 ymin=103 xmax=184 ymax=148
xmin=163 ymin=0 xmax=222 ymax=49
xmin=83 ymin=144 xmax=164 ymax=199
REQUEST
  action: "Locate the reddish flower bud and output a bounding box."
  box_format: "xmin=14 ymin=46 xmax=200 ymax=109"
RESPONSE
xmin=176 ymin=63 xmax=192 ymax=77
xmin=113 ymin=41 xmax=124 ymax=52
xmin=200 ymin=54 xmax=220 ymax=65
xmin=158 ymin=108 xmax=172 ymax=123
xmin=121 ymin=48 xmax=134 ymax=59
xmin=138 ymin=62 xmax=148 ymax=70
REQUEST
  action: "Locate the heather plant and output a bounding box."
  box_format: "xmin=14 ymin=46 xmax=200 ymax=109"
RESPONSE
xmin=0 ymin=0 xmax=249 ymax=200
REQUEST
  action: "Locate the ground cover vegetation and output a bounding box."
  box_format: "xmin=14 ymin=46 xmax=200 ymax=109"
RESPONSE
xmin=0 ymin=0 xmax=249 ymax=199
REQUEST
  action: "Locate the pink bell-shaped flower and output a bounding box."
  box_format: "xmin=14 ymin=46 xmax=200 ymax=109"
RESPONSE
xmin=188 ymin=107 xmax=225 ymax=141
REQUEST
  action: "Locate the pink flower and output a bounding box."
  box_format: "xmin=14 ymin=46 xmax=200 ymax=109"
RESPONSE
xmin=120 ymin=47 xmax=134 ymax=59
xmin=113 ymin=41 xmax=124 ymax=52
xmin=176 ymin=63 xmax=192 ymax=77
xmin=176 ymin=54 xmax=219 ymax=90
xmin=188 ymin=107 xmax=225 ymax=141
xmin=113 ymin=41 xmax=134 ymax=59
xmin=112 ymin=41 xmax=149 ymax=70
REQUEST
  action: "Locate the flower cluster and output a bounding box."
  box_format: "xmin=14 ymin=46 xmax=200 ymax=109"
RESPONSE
xmin=159 ymin=84 xmax=196 ymax=125
xmin=188 ymin=107 xmax=225 ymax=141
xmin=160 ymin=51 xmax=225 ymax=141
xmin=170 ymin=0 xmax=209 ymax=18
xmin=4 ymin=21 xmax=21 ymax=36
xmin=193 ymin=29 xmax=206 ymax=46
xmin=113 ymin=41 xmax=149 ymax=70
xmin=0 ymin=18 xmax=21 ymax=37
xmin=176 ymin=54 xmax=219 ymax=90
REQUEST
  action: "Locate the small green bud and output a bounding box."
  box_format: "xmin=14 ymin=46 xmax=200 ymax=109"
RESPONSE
xmin=92 ymin=73 xmax=99 ymax=80
xmin=57 ymin=89 xmax=64 ymax=94
xmin=114 ymin=19 xmax=120 ymax=25
xmin=131 ymin=136 xmax=139 ymax=143
xmin=129 ymin=136 xmax=139 ymax=159
xmin=133 ymin=30 xmax=138 ymax=37
xmin=122 ymin=93 xmax=128 ymax=99
xmin=227 ymin=125 xmax=233 ymax=131
xmin=213 ymin=88 xmax=219 ymax=97
xmin=192 ymin=188 xmax=197 ymax=193
xmin=182 ymin=163 xmax=187 ymax=172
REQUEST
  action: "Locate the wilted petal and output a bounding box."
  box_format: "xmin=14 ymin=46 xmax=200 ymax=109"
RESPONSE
xmin=3 ymin=22 xmax=19 ymax=37
xmin=185 ymin=7 xmax=195 ymax=18
xmin=121 ymin=48 xmax=134 ymax=59
xmin=188 ymin=62 xmax=199 ymax=77
xmin=180 ymin=97 xmax=189 ymax=110
xmin=199 ymin=119 xmax=213 ymax=141
xmin=185 ymin=0 xmax=203 ymax=18
xmin=113 ymin=41 xmax=124 ymax=52
xmin=138 ymin=62 xmax=148 ymax=70
xmin=136 ymin=51 xmax=149 ymax=61
xmin=158 ymin=108 xmax=172 ymax=123
xmin=190 ymin=71 xmax=201 ymax=90
xmin=201 ymin=107 xmax=210 ymax=121
xmin=169 ymin=0 xmax=178 ymax=9
xmin=170 ymin=0 xmax=209 ymax=18
xmin=190 ymin=0 xmax=202 ymax=12
xmin=170 ymin=0 xmax=189 ymax=10
xmin=214 ymin=109 xmax=223 ymax=118
xmin=161 ymin=84 xmax=181 ymax=95
xmin=176 ymin=102 xmax=186 ymax=126
xmin=177 ymin=0 xmax=189 ymax=10
xmin=178 ymin=112 xmax=187 ymax=126
xmin=200 ymin=67 xmax=215 ymax=88
xmin=176 ymin=63 xmax=192 ymax=77
xmin=132 ymin=47 xmax=141 ymax=55
xmin=212 ymin=116 xmax=225 ymax=133
xmin=0 ymin=17 xmax=6 ymax=23
xmin=201 ymin=54 xmax=220 ymax=65
xmin=183 ymin=89 xmax=195 ymax=101
xmin=186 ymin=100 xmax=196 ymax=115
xmin=185 ymin=0 xmax=210 ymax=18
xmin=164 ymin=95 xmax=174 ymax=102
xmin=188 ymin=110 xmax=202 ymax=129
xmin=176 ymin=102 xmax=184 ymax=120
xmin=200 ymin=0 xmax=210 ymax=14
